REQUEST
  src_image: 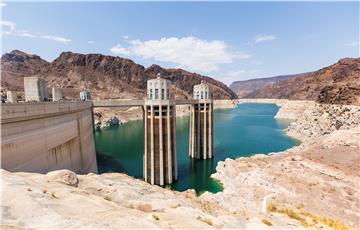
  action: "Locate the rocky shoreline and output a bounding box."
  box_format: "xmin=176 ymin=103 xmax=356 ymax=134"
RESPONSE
xmin=2 ymin=99 xmax=359 ymax=229
xmin=204 ymin=99 xmax=360 ymax=229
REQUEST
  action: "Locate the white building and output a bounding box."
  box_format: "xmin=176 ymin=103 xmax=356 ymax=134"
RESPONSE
xmin=80 ymin=91 xmax=91 ymax=101
xmin=52 ymin=87 xmax=62 ymax=102
xmin=6 ymin=91 xmax=17 ymax=103
xmin=193 ymin=81 xmax=212 ymax=100
xmin=24 ymin=76 xmax=48 ymax=102
xmin=147 ymin=73 xmax=171 ymax=100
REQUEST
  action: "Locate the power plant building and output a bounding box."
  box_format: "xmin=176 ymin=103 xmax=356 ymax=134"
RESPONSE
xmin=24 ymin=76 xmax=48 ymax=102
xmin=189 ymin=81 xmax=213 ymax=159
xmin=143 ymin=74 xmax=177 ymax=185
xmin=6 ymin=91 xmax=17 ymax=103
xmin=52 ymin=87 xmax=62 ymax=101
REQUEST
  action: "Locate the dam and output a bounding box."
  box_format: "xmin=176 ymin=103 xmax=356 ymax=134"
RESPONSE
xmin=1 ymin=101 xmax=98 ymax=174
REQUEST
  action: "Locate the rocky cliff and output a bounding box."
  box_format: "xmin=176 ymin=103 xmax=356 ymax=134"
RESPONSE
xmin=0 ymin=50 xmax=237 ymax=100
xmin=244 ymin=58 xmax=360 ymax=105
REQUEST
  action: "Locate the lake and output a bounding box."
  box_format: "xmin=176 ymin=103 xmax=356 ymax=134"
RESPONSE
xmin=95 ymin=103 xmax=298 ymax=194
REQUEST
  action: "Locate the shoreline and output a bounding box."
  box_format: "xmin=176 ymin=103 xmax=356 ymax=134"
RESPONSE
xmin=204 ymin=99 xmax=360 ymax=229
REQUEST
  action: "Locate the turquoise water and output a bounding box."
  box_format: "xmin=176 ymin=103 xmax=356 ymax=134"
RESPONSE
xmin=95 ymin=103 xmax=298 ymax=194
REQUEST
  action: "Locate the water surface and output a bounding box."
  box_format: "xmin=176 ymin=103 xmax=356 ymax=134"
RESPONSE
xmin=95 ymin=103 xmax=297 ymax=194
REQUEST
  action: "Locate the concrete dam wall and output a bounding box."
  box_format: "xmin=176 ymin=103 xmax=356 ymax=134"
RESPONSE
xmin=1 ymin=101 xmax=98 ymax=174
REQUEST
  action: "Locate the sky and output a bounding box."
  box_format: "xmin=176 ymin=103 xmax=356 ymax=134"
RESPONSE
xmin=1 ymin=1 xmax=359 ymax=85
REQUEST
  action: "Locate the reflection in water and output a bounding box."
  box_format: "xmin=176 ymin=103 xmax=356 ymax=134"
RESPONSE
xmin=95 ymin=103 xmax=297 ymax=193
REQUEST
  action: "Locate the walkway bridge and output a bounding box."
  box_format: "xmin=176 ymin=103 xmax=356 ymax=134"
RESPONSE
xmin=92 ymin=99 xmax=198 ymax=108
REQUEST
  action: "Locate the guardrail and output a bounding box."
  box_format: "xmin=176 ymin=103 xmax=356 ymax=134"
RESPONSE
xmin=92 ymin=99 xmax=202 ymax=107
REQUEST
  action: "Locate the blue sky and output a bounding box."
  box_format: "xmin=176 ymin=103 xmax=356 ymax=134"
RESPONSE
xmin=1 ymin=1 xmax=359 ymax=85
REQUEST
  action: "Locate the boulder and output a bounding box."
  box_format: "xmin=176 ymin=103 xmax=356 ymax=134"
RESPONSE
xmin=46 ymin=169 xmax=79 ymax=187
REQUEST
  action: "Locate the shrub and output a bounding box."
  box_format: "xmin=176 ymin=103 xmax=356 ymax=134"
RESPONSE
xmin=261 ymin=218 xmax=272 ymax=226
xmin=152 ymin=214 xmax=159 ymax=221
xmin=197 ymin=216 xmax=213 ymax=226
xmin=103 ymin=195 xmax=112 ymax=201
xmin=51 ymin=192 xmax=58 ymax=199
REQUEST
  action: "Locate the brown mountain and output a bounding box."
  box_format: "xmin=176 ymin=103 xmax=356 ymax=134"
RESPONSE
xmin=229 ymin=73 xmax=307 ymax=98
xmin=244 ymin=58 xmax=360 ymax=105
xmin=1 ymin=50 xmax=237 ymax=100
xmin=1 ymin=50 xmax=49 ymax=92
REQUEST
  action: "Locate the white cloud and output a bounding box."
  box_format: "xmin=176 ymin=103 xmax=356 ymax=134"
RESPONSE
xmin=87 ymin=40 xmax=95 ymax=44
xmin=1 ymin=20 xmax=71 ymax=44
xmin=0 ymin=2 xmax=7 ymax=8
xmin=0 ymin=20 xmax=16 ymax=31
xmin=219 ymin=69 xmax=262 ymax=85
xmin=254 ymin=34 xmax=277 ymax=44
xmin=110 ymin=44 xmax=132 ymax=56
xmin=16 ymin=30 xmax=36 ymax=38
xmin=110 ymin=36 xmax=250 ymax=73
xmin=41 ymin=35 xmax=71 ymax=43
xmin=346 ymin=41 xmax=359 ymax=47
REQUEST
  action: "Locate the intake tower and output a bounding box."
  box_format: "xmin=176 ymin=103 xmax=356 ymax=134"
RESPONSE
xmin=143 ymin=73 xmax=177 ymax=185
xmin=189 ymin=81 xmax=213 ymax=159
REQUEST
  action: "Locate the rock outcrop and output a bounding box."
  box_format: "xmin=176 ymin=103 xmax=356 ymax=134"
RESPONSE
xmin=0 ymin=169 xmax=267 ymax=229
xmin=284 ymin=103 xmax=360 ymax=141
xmin=1 ymin=50 xmax=237 ymax=100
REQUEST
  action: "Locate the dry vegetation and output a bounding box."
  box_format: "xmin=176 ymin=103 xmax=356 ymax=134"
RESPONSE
xmin=267 ymin=204 xmax=351 ymax=230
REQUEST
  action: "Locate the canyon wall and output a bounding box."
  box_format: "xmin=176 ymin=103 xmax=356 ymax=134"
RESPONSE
xmin=1 ymin=101 xmax=97 ymax=174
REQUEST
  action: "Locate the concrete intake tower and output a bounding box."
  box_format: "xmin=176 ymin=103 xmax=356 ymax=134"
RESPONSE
xmin=189 ymin=81 xmax=213 ymax=159
xmin=143 ymin=74 xmax=177 ymax=185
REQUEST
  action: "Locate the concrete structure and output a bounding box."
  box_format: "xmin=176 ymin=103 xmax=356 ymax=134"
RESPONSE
xmin=92 ymin=99 xmax=199 ymax=108
xmin=24 ymin=76 xmax=48 ymax=102
xmin=80 ymin=91 xmax=91 ymax=101
xmin=143 ymin=74 xmax=177 ymax=185
xmin=6 ymin=91 xmax=17 ymax=103
xmin=189 ymin=81 xmax=213 ymax=159
xmin=52 ymin=87 xmax=63 ymax=102
xmin=1 ymin=101 xmax=97 ymax=174
xmin=93 ymin=99 xmax=144 ymax=108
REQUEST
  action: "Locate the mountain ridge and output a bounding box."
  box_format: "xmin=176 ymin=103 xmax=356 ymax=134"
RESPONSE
xmin=245 ymin=58 xmax=360 ymax=105
xmin=0 ymin=50 xmax=237 ymax=100
xmin=230 ymin=58 xmax=360 ymax=105
xmin=229 ymin=73 xmax=308 ymax=98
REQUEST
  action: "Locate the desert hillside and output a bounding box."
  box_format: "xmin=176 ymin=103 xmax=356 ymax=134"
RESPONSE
xmin=229 ymin=73 xmax=306 ymax=98
xmin=230 ymin=58 xmax=360 ymax=105
xmin=0 ymin=50 xmax=237 ymax=100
